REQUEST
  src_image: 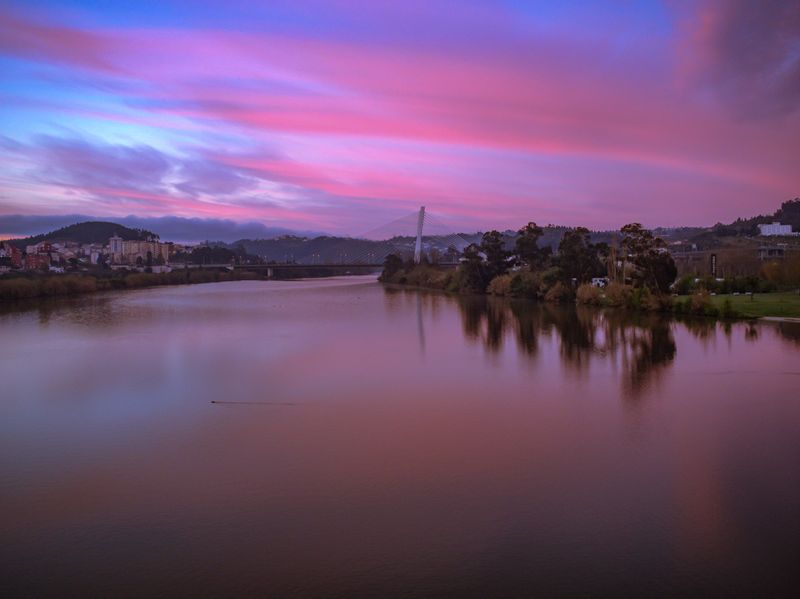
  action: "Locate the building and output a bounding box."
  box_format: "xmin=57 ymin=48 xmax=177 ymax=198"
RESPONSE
xmin=24 ymin=252 xmax=50 ymax=270
xmin=109 ymin=234 xmax=123 ymax=254
xmin=0 ymin=241 xmax=23 ymax=268
xmin=108 ymin=234 xmax=124 ymax=263
xmin=758 ymin=245 xmax=786 ymax=260
xmin=121 ymin=240 xmax=170 ymax=264
xmin=25 ymin=241 xmax=52 ymax=255
xmin=758 ymin=222 xmax=795 ymax=236
xmin=107 ymin=235 xmax=170 ymax=265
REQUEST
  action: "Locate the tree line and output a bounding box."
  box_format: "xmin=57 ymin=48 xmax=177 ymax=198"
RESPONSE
xmin=380 ymin=222 xmax=677 ymax=303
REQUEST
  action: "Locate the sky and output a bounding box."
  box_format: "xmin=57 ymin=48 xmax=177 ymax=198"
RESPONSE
xmin=0 ymin=0 xmax=798 ymax=239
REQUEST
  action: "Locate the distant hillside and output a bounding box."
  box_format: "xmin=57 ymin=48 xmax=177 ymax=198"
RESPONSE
xmin=9 ymin=221 xmax=158 ymax=248
xmin=230 ymin=235 xmax=420 ymax=264
xmin=225 ymin=227 xmax=585 ymax=264
xmin=711 ymin=198 xmax=800 ymax=237
xmin=7 ymin=200 xmax=797 ymax=257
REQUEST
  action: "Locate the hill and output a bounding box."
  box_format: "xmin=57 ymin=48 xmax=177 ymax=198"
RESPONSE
xmin=9 ymin=221 xmax=158 ymax=248
xmin=709 ymin=198 xmax=800 ymax=237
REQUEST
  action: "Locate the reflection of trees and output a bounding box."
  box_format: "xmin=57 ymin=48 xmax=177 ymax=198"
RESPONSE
xmin=458 ymin=296 xmax=487 ymax=342
xmin=485 ymin=297 xmax=509 ymax=352
xmin=777 ymin=322 xmax=800 ymax=347
xmin=509 ymin=300 xmax=543 ymax=356
xmin=384 ymin=288 xmax=686 ymax=399
xmin=381 ymin=286 xmax=404 ymax=314
xmin=454 ymin=297 xmax=677 ymax=398
xmin=0 ymin=294 xmax=117 ymax=328
xmin=549 ymin=305 xmax=597 ymax=373
xmin=621 ymin=315 xmax=676 ymax=397
xmin=678 ymin=316 xmax=717 ymax=342
xmin=456 ymin=296 xmax=520 ymax=353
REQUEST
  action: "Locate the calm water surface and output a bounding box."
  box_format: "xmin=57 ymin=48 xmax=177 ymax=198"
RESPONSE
xmin=1 ymin=277 xmax=799 ymax=596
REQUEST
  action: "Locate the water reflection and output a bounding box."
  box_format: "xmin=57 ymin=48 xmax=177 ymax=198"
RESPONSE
xmin=383 ymin=288 xmax=800 ymax=399
xmin=421 ymin=292 xmax=677 ymax=398
xmin=777 ymin=321 xmax=800 ymax=346
xmin=2 ymin=280 xmax=799 ymax=597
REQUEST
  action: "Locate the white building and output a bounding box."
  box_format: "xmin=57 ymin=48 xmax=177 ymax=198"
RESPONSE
xmin=109 ymin=234 xmax=124 ymax=254
xmin=758 ymin=222 xmax=794 ymax=236
xmin=106 ymin=235 xmax=170 ymax=265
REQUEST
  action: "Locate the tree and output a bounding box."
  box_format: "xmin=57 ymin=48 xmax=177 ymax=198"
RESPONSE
xmin=620 ymin=223 xmax=677 ymax=293
xmin=557 ymin=227 xmax=604 ymax=284
xmin=594 ymin=241 xmax=610 ymax=264
xmin=649 ymin=251 xmax=678 ymax=294
xmin=233 ymin=243 xmax=249 ymax=264
xmin=480 ymin=230 xmax=510 ymax=279
xmin=514 ymin=222 xmax=542 ymax=265
xmin=459 ymin=243 xmax=490 ymax=292
xmin=514 ymin=222 xmax=550 ymax=269
xmin=380 ymin=253 xmax=404 ymax=281
xmin=445 ymin=245 xmax=460 ymax=263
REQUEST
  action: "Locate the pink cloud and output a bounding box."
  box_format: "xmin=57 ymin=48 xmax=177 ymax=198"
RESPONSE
xmin=0 ymin=2 xmax=798 ymax=232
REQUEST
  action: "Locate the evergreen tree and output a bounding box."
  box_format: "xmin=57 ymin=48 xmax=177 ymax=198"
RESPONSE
xmin=557 ymin=227 xmax=604 ymax=284
xmin=620 ymin=223 xmax=677 ymax=293
xmin=513 ymin=222 xmax=550 ymax=269
xmin=480 ymin=230 xmax=510 ymax=279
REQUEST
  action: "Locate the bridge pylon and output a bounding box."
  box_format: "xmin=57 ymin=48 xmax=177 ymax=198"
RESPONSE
xmin=414 ymin=206 xmax=425 ymax=264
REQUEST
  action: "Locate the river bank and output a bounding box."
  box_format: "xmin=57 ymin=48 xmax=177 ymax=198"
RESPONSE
xmin=381 ymin=265 xmax=800 ymax=320
xmin=686 ymin=290 xmax=800 ymax=319
xmin=0 ymin=270 xmax=265 ymax=302
xmin=0 ymin=265 xmax=383 ymax=302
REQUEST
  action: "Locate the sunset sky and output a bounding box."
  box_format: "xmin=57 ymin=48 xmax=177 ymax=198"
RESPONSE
xmin=1 ymin=0 xmax=798 ymax=238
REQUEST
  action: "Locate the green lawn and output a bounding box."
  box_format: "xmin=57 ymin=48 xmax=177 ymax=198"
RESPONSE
xmin=686 ymin=291 xmax=800 ymax=319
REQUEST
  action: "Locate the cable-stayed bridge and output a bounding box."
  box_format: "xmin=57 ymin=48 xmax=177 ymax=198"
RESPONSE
xmin=203 ymin=207 xmax=476 ymax=272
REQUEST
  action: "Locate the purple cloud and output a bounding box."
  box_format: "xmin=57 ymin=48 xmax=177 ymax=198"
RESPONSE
xmin=681 ymin=0 xmax=800 ymax=117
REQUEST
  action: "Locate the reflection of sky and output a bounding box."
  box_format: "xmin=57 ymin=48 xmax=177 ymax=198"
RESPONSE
xmin=1 ymin=1 xmax=798 ymax=234
xmin=1 ymin=279 xmax=799 ymax=594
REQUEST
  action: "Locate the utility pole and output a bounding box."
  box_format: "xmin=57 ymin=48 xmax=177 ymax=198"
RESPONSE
xmin=414 ymin=206 xmax=425 ymax=264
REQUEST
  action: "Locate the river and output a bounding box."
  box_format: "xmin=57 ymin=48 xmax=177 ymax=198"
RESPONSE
xmin=1 ymin=277 xmax=798 ymax=596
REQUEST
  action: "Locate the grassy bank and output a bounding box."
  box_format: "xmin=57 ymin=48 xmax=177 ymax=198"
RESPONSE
xmin=0 ymin=270 xmax=264 ymax=301
xmin=676 ymin=291 xmax=800 ymax=319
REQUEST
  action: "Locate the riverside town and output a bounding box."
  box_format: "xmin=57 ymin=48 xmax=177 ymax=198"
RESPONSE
xmin=2 ymin=201 xmax=800 ymax=320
